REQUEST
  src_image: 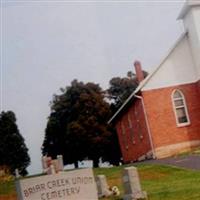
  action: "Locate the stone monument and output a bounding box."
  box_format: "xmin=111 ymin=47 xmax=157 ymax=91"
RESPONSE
xmin=16 ymin=168 xmax=98 ymax=200
xmin=42 ymin=155 xmax=64 ymax=174
xmin=96 ymin=175 xmax=112 ymax=198
xmin=122 ymin=166 xmax=147 ymax=200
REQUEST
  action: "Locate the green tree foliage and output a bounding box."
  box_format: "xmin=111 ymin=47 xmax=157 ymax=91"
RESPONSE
xmin=42 ymin=80 xmax=121 ymax=167
xmin=101 ymin=126 xmax=122 ymax=165
xmin=0 ymin=111 xmax=30 ymax=175
xmin=107 ymin=71 xmax=148 ymax=113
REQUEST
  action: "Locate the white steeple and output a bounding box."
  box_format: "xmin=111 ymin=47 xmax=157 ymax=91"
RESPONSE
xmin=178 ymin=0 xmax=200 ymax=20
xmin=178 ymin=0 xmax=200 ymax=79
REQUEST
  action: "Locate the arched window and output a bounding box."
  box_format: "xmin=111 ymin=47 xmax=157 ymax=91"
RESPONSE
xmin=172 ymin=89 xmax=190 ymax=126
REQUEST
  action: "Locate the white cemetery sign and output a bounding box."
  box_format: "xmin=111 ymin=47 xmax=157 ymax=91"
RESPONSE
xmin=16 ymin=168 xmax=98 ymax=200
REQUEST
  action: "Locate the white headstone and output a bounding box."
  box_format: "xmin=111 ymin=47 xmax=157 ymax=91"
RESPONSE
xmin=16 ymin=168 xmax=98 ymax=200
xmin=42 ymin=156 xmax=48 ymax=171
xmin=49 ymin=164 xmax=56 ymax=175
xmin=96 ymin=175 xmax=112 ymax=198
xmin=57 ymin=155 xmax=64 ymax=171
xmin=122 ymin=167 xmax=147 ymax=200
xmin=52 ymin=160 xmax=60 ymax=173
xmin=15 ymin=169 xmax=20 ymax=178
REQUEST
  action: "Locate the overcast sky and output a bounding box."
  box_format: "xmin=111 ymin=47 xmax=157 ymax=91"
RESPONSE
xmin=1 ymin=0 xmax=184 ymax=174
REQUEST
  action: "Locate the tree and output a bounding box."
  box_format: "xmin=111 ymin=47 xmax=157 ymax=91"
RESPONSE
xmin=102 ymin=126 xmax=122 ymax=166
xmin=0 ymin=111 xmax=30 ymax=175
xmin=42 ymin=80 xmax=121 ymax=167
xmin=107 ymin=71 xmax=148 ymax=113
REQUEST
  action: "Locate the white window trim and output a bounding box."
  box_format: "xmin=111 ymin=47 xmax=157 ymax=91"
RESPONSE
xmin=171 ymin=89 xmax=190 ymax=127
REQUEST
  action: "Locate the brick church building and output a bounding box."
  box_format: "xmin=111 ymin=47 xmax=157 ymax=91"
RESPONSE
xmin=109 ymin=0 xmax=200 ymax=162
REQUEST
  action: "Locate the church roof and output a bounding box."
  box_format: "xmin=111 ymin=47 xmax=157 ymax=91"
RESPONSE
xmin=108 ymin=31 xmax=188 ymax=124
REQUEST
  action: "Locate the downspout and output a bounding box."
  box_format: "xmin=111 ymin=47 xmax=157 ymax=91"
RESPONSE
xmin=134 ymin=94 xmax=156 ymax=159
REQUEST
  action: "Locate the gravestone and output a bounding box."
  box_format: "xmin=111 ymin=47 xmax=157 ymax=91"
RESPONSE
xmin=51 ymin=160 xmax=59 ymax=173
xmin=47 ymin=164 xmax=56 ymax=175
xmin=15 ymin=169 xmax=20 ymax=178
xmin=122 ymin=167 xmax=147 ymax=200
xmin=16 ymin=168 xmax=98 ymax=200
xmin=42 ymin=155 xmax=64 ymax=174
xmin=41 ymin=156 xmax=48 ymax=172
xmin=96 ymin=175 xmax=112 ymax=197
xmin=57 ymin=155 xmax=64 ymax=171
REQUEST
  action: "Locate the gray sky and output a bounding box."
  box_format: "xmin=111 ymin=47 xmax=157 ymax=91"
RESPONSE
xmin=1 ymin=0 xmax=184 ymax=174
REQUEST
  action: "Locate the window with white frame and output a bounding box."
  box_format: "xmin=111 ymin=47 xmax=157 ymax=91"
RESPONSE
xmin=172 ymin=89 xmax=190 ymax=126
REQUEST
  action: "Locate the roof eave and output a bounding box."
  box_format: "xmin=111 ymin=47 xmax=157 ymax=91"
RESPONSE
xmin=107 ymin=87 xmax=139 ymax=124
xmin=108 ymin=31 xmax=188 ymax=124
xmin=177 ymin=0 xmax=200 ymax=20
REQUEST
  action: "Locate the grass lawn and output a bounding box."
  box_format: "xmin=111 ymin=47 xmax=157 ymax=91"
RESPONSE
xmin=1 ymin=163 xmax=200 ymax=200
xmin=0 ymin=178 xmax=16 ymax=195
xmin=94 ymin=164 xmax=200 ymax=200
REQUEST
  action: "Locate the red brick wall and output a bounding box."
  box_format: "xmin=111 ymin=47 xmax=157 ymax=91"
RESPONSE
xmin=116 ymin=98 xmax=151 ymax=163
xmin=142 ymin=81 xmax=200 ymax=152
xmin=198 ymin=80 xmax=200 ymax=93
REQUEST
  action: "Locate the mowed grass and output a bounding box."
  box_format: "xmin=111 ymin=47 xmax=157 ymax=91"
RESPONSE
xmin=1 ymin=163 xmax=200 ymax=200
xmin=0 ymin=179 xmax=16 ymax=195
xmin=139 ymin=164 xmax=200 ymax=200
xmin=94 ymin=164 xmax=200 ymax=200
